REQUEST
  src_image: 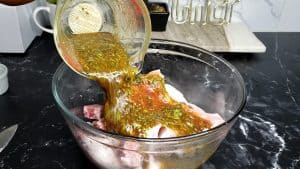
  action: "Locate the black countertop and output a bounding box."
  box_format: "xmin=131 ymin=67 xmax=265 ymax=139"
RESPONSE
xmin=0 ymin=33 xmax=299 ymax=169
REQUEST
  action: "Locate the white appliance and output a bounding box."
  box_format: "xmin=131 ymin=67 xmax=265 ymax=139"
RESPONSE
xmin=0 ymin=1 xmax=43 ymax=53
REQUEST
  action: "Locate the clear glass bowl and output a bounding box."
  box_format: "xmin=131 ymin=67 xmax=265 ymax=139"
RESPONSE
xmin=53 ymin=0 xmax=151 ymax=75
xmin=52 ymin=39 xmax=246 ymax=169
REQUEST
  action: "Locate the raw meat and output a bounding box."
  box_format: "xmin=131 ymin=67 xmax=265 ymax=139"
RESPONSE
xmin=84 ymin=70 xmax=225 ymax=138
xmin=188 ymin=103 xmax=225 ymax=128
xmin=78 ymin=70 xmax=226 ymax=169
xmin=83 ymin=104 xmax=103 ymax=120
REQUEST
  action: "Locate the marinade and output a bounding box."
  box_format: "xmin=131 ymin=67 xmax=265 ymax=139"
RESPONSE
xmin=62 ymin=32 xmax=212 ymax=137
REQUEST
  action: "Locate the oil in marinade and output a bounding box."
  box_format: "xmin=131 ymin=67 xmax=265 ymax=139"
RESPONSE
xmin=61 ymin=32 xmax=212 ymax=137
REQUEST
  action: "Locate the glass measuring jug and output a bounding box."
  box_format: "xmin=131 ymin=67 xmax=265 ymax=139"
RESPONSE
xmin=53 ymin=0 xmax=151 ymax=76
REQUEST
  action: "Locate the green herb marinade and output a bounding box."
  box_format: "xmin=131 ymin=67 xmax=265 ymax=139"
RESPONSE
xmin=61 ymin=32 xmax=212 ymax=137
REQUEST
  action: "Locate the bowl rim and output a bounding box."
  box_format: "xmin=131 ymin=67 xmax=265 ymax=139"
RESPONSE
xmin=52 ymin=39 xmax=247 ymax=143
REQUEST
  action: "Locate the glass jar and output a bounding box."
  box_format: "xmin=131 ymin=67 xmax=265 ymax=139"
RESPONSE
xmin=53 ymin=0 xmax=151 ymax=76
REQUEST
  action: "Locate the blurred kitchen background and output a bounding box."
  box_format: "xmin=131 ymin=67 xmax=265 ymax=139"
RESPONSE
xmin=0 ymin=0 xmax=299 ymax=53
xmin=151 ymin=0 xmax=300 ymax=32
xmin=38 ymin=0 xmax=300 ymax=32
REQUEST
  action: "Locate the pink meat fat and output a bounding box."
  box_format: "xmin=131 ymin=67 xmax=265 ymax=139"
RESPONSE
xmin=83 ymin=104 xmax=103 ymax=120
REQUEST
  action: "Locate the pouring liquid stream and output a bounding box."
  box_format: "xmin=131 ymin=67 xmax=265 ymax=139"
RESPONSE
xmin=61 ymin=32 xmax=213 ymax=137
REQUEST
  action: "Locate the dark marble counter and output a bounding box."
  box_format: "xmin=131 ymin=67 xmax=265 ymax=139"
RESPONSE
xmin=0 ymin=33 xmax=299 ymax=169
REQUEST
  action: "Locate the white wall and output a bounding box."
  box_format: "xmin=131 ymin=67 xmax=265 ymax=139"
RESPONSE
xmin=150 ymin=0 xmax=300 ymax=32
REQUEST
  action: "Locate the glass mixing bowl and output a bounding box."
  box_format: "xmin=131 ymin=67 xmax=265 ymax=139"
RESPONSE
xmin=53 ymin=0 xmax=151 ymax=76
xmin=52 ymin=39 xmax=246 ymax=169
